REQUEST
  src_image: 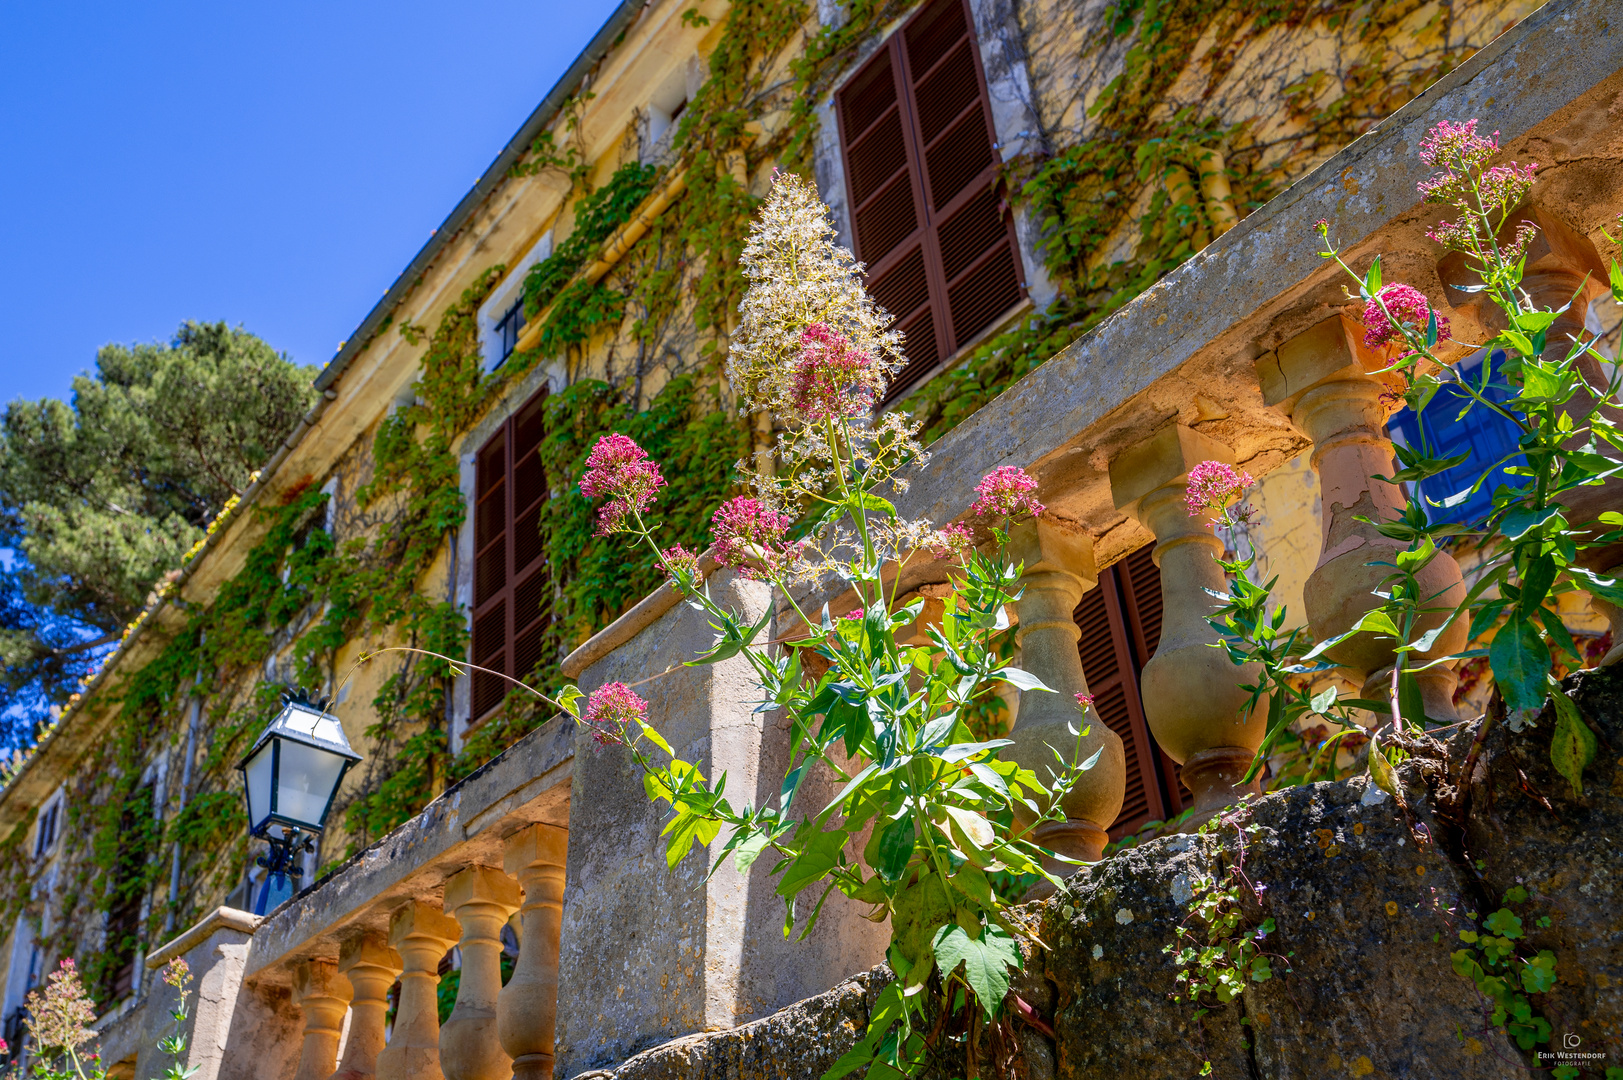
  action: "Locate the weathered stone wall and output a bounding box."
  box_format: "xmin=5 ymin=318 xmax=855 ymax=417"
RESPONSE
xmin=581 ymin=664 xmax=1623 ymax=1079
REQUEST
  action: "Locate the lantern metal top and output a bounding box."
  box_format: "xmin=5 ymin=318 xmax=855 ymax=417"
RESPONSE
xmin=236 ymin=688 xmax=362 ymax=840
xmin=236 ymin=689 xmax=361 ymax=771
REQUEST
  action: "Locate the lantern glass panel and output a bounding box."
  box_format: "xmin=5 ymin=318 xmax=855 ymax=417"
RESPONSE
xmin=275 ymin=738 xmax=349 ymax=830
xmin=243 ymin=739 xmax=276 ymax=833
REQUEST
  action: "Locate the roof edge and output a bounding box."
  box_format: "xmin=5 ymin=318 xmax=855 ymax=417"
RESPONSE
xmin=313 ymin=0 xmax=648 ymax=393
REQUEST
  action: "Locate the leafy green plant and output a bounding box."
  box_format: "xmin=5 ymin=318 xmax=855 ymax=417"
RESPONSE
xmin=1450 ymin=886 xmax=1557 ymax=1051
xmin=1181 ymin=118 xmax=1623 ymax=1071
xmin=1202 ymin=119 xmax=1623 ymax=801
xmin=562 ymin=173 xmax=1098 ymax=1079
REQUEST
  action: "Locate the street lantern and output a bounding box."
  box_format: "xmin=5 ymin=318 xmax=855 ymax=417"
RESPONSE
xmin=236 ymin=689 xmax=361 ymax=914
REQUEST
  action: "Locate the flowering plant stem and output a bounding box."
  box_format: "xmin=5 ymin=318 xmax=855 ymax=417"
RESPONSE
xmin=1187 ymin=120 xmax=1623 ymax=1061
xmin=569 ymin=174 xmax=1102 ymax=1079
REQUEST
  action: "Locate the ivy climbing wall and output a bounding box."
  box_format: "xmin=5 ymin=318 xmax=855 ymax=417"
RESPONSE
xmin=0 ymin=0 xmax=1543 ymax=1013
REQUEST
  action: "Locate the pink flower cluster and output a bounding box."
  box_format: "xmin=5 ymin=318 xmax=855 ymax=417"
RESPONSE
xmin=583 ymin=681 xmax=649 ymax=749
xmin=1362 ymin=283 xmax=1451 ymax=351
xmin=1416 ymin=119 xmax=1540 ymax=258
xmin=1075 ymin=692 xmax=1096 ymax=709
xmin=970 ymin=466 xmax=1044 ymax=520
xmin=1184 ymin=460 xmax=1254 ymax=517
xmin=661 ymin=544 xmax=700 ymax=585
xmin=928 ymin=521 xmax=976 ymax=560
xmin=580 ymin=434 xmax=667 ymax=536
xmin=710 ymin=496 xmax=801 ymax=579
xmin=789 ymin=323 xmax=883 ymax=421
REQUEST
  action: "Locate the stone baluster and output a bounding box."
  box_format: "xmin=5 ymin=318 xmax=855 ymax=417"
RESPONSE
xmin=1110 ymin=424 xmax=1265 ymax=822
xmin=498 ymin=824 xmax=568 ymax=1080
xmin=440 ymin=867 xmax=522 ymax=1080
xmin=331 ymin=933 xmax=403 ymax=1080
xmin=377 ymin=901 xmax=459 ymax=1080
xmin=1006 ymin=519 xmax=1124 ymax=868
xmin=1257 ymin=312 xmax=1468 ymax=719
xmin=292 ymin=958 xmax=353 ymax=1080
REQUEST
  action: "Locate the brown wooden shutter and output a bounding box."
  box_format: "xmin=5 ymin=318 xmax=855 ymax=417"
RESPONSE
xmin=835 ymin=0 xmax=1025 ymax=403
xmin=471 ymin=389 xmax=552 ymax=724
xmin=1072 ymin=544 xmax=1189 ymax=837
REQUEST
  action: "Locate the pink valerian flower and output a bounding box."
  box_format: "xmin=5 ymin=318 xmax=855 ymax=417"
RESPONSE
xmin=970 ymin=466 xmax=1044 ymax=520
xmin=927 ymin=521 xmax=976 ymax=560
xmin=789 ymin=323 xmax=884 ymax=420
xmin=842 ymin=607 xmax=865 ymax=621
xmin=24 ymin=958 xmax=97 ymax=1055
xmin=1184 ymin=460 xmax=1255 ymax=517
xmin=1415 ymin=119 xmax=1540 ymax=259
xmin=1075 ymin=692 xmax=1096 ymax=709
xmin=161 ymin=956 xmax=192 ymax=991
xmin=579 ymin=434 xmax=667 ymax=536
xmin=1362 ymin=283 xmax=1451 ymax=351
xmin=710 ymin=496 xmax=803 ymax=579
xmin=582 ymin=682 xmax=650 ymax=749
xmin=660 ymin=544 xmax=701 ymax=585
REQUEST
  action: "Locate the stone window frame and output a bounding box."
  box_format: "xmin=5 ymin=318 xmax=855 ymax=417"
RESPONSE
xmin=812 ymin=0 xmax=1056 ymax=403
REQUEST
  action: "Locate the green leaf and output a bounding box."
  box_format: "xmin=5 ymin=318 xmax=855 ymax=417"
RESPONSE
xmin=1369 ymin=738 xmax=1400 ymax=797
xmin=1352 ymin=609 xmax=1403 ymax=639
xmin=1398 ymin=666 xmax=1426 ymax=727
xmin=775 ymin=828 xmax=850 ymax=899
xmin=1514 ymin=555 xmax=1558 ymax=619
xmin=1489 ymin=618 xmax=1551 ymax=719
xmin=876 ymin=812 xmax=917 ymax=882
xmin=731 ymin=830 xmax=772 ymax=874
xmin=857 ymin=492 xmax=898 ymax=519
xmin=1309 ymin=685 xmax=1339 ymax=714
xmin=993 ymin=665 xmax=1053 ymax=693
xmin=1550 ymin=691 xmax=1597 ymax=799
xmin=931 ymin=920 xmax=1022 ymax=1019
xmin=1364 ymin=255 xmax=1383 ymax=298
xmin=1521 ymin=950 xmax=1558 ymax=994
xmin=556 ymin=684 xmax=584 ymax=719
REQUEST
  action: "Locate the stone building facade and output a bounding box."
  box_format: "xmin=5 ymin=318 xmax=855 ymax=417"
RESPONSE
xmin=0 ymin=0 xmax=1618 ymax=1075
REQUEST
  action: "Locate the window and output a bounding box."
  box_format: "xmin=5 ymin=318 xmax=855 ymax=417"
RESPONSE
xmin=835 ymin=0 xmax=1026 ymax=402
xmin=104 ymin=784 xmax=155 ymax=1002
xmin=33 ymin=799 xmax=59 ymax=860
xmin=492 ymin=299 xmax=527 ymax=370
xmin=471 ymin=389 xmax=552 ymax=723
xmin=1073 ymin=545 xmax=1188 ymax=837
xmin=1388 ymin=348 xmax=1522 ymax=527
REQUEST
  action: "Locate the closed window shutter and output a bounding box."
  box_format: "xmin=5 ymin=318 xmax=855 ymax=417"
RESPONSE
xmin=471 ymin=389 xmax=552 ymax=724
xmin=1072 ymin=544 xmax=1187 ymax=837
xmin=835 ymin=0 xmax=1025 ymax=403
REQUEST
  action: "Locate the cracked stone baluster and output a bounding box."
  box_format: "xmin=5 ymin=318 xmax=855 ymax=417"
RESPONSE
xmin=1006 ymin=519 xmax=1123 ymax=870
xmin=441 ymin=866 xmax=522 ymax=1080
xmin=331 ymin=933 xmax=402 ymax=1080
xmin=1257 ymin=312 xmax=1468 ymax=720
xmin=377 ymin=902 xmax=459 ymax=1080
xmin=498 ymin=824 xmax=567 ymax=1080
xmin=292 ymin=958 xmax=352 ymax=1080
xmin=1111 ymin=424 xmax=1265 ymax=824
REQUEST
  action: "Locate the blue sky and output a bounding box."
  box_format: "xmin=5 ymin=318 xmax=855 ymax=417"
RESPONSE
xmin=0 ymin=0 xmax=616 ymax=405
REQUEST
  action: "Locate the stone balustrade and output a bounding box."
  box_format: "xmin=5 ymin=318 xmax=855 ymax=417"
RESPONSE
xmin=1258 ymin=312 xmax=1469 ymax=720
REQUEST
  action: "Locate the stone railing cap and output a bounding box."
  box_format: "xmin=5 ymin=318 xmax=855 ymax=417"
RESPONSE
xmin=146 ymin=906 xmax=263 ymax=970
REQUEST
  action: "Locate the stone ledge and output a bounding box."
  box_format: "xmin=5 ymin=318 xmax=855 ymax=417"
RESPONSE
xmin=147 ymin=906 xmax=262 ymax=970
